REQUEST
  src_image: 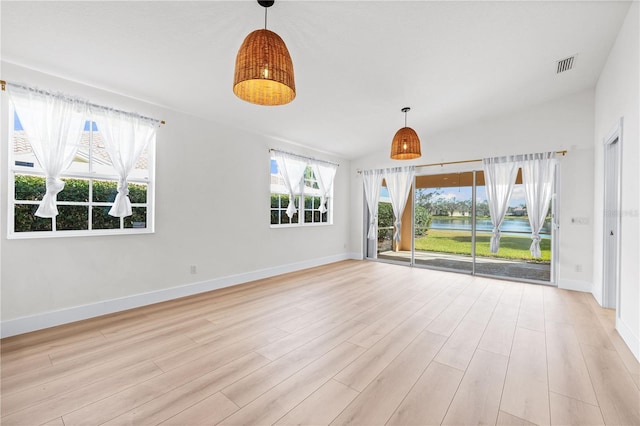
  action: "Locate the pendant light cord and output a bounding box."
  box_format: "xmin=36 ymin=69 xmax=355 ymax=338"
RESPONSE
xmin=404 ymin=110 xmax=408 ymax=127
xmin=265 ymin=7 xmax=268 ymax=29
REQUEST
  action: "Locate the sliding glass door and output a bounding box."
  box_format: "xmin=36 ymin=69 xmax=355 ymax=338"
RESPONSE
xmin=365 ymin=169 xmax=556 ymax=284
xmin=474 ymin=170 xmax=552 ymax=282
xmin=413 ymin=173 xmax=474 ymax=273
xmin=375 ymin=180 xmax=410 ymax=263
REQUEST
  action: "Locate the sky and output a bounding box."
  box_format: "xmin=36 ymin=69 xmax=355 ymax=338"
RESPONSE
xmin=14 ymin=112 xmax=98 ymax=131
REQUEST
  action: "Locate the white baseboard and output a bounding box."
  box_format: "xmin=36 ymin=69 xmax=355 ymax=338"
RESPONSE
xmin=557 ymin=278 xmax=592 ymax=292
xmin=591 ymin=282 xmax=603 ymax=306
xmin=1 ymin=253 xmax=355 ymax=338
xmin=348 ymin=251 xmax=363 ymax=260
xmin=616 ymin=316 xmax=640 ymax=362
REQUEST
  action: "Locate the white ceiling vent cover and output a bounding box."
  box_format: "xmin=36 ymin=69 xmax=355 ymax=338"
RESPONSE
xmin=556 ymin=56 xmax=575 ymax=74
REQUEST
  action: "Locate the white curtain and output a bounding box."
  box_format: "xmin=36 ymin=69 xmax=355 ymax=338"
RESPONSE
xmin=312 ymin=162 xmax=337 ymax=213
xmin=483 ymin=156 xmax=519 ymax=253
xmin=363 ymin=169 xmax=384 ymax=240
xmin=94 ymin=109 xmax=157 ymax=217
xmin=522 ymin=152 xmax=556 ymax=258
xmin=8 ymin=85 xmax=88 ymax=217
xmin=384 ymin=166 xmax=416 ymax=242
xmin=274 ymin=152 xmax=308 ymax=218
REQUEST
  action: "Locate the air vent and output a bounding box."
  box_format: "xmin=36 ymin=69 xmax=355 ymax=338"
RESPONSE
xmin=556 ymin=56 xmax=575 ymax=74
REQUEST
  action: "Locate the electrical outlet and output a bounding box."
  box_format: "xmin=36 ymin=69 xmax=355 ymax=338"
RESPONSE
xmin=190 ymin=265 xmax=197 ymax=274
xmin=575 ymin=264 xmax=582 ymax=273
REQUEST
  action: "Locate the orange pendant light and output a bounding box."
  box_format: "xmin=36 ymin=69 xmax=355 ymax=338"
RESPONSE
xmin=233 ymin=0 xmax=295 ymax=106
xmin=390 ymin=107 xmax=421 ymax=160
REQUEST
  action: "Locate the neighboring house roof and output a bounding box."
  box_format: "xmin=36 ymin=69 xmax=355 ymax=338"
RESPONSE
xmin=270 ymin=174 xmax=285 ymax=187
xmin=13 ymin=131 xmax=148 ymax=170
xmin=13 ymin=132 xmax=30 ymax=156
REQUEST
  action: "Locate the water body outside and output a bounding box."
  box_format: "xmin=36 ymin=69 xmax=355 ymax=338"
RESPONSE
xmin=430 ymin=217 xmax=551 ymax=238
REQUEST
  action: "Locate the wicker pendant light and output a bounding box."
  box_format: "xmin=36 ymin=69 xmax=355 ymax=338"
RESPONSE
xmin=233 ymin=0 xmax=295 ymax=106
xmin=390 ymin=107 xmax=421 ymax=160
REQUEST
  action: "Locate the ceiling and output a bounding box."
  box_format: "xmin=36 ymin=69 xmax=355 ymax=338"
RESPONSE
xmin=1 ymin=1 xmax=631 ymax=159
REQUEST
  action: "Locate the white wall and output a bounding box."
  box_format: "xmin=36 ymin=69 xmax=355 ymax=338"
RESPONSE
xmin=593 ymin=2 xmax=639 ymax=360
xmin=0 ymin=62 xmax=352 ymax=336
xmin=349 ymin=89 xmax=596 ymax=291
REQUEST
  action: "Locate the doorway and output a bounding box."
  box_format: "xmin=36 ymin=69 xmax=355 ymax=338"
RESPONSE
xmin=412 ymin=172 xmax=474 ymax=273
xmin=603 ymin=121 xmax=622 ymax=310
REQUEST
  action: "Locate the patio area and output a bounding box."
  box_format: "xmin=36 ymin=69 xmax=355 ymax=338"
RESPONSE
xmin=377 ymin=250 xmax=551 ymax=282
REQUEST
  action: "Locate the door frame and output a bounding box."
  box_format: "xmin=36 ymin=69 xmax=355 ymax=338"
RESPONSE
xmin=551 ymin=162 xmax=560 ymax=285
xmin=602 ymin=118 xmax=623 ymax=313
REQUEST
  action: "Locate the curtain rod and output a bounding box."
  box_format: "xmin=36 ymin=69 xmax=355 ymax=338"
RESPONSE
xmin=356 ymin=150 xmax=567 ymax=174
xmin=0 ymin=80 xmax=165 ymax=125
xmin=270 ymin=148 xmax=339 ymax=167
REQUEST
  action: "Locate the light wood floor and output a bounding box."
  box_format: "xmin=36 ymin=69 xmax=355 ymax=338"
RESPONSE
xmin=1 ymin=260 xmax=639 ymax=426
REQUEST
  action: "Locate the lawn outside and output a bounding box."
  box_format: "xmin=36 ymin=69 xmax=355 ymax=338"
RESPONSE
xmin=430 ymin=215 xmax=533 ymax=221
xmin=414 ymin=228 xmax=551 ymax=262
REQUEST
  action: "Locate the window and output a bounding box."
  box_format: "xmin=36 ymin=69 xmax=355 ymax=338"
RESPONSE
xmin=270 ymin=157 xmax=332 ymax=226
xmin=9 ymin=110 xmax=155 ymax=238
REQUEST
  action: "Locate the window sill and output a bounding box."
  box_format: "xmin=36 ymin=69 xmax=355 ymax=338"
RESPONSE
xmin=270 ymin=222 xmax=333 ymax=229
xmin=7 ymin=228 xmax=155 ymax=239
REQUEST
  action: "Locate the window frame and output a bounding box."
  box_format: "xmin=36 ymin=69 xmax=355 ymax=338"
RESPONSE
xmin=269 ymin=157 xmax=333 ymax=228
xmin=7 ymin=107 xmax=156 ymax=239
